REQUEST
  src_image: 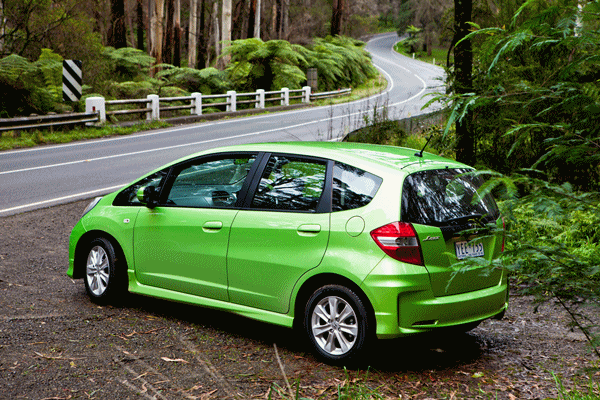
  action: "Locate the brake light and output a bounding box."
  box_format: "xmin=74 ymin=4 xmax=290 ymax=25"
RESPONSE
xmin=370 ymin=222 xmax=423 ymax=266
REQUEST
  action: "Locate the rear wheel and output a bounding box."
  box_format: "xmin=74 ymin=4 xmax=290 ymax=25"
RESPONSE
xmin=84 ymin=237 xmax=127 ymax=304
xmin=304 ymin=285 xmax=370 ymax=363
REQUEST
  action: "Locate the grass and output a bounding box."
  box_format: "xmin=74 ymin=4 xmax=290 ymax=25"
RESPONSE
xmin=393 ymin=42 xmax=451 ymax=67
xmin=0 ymin=121 xmax=171 ymax=151
xmin=554 ymin=373 xmax=600 ymax=400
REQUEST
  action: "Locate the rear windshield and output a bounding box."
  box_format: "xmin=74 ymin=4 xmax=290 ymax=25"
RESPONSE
xmin=401 ymin=168 xmax=500 ymax=226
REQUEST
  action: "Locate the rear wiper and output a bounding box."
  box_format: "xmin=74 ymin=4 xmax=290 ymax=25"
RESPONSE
xmin=443 ymin=214 xmax=483 ymax=225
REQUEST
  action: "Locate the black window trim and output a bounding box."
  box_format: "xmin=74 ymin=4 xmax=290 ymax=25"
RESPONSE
xmin=241 ymin=152 xmax=333 ymax=214
xmin=113 ymin=151 xmax=262 ymax=209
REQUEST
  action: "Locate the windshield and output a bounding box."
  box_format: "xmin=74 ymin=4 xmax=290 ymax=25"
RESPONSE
xmin=401 ymin=168 xmax=500 ymax=226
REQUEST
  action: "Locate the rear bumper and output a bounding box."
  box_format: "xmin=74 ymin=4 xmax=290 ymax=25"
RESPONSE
xmin=361 ymin=259 xmax=508 ymax=339
xmin=396 ymin=282 xmax=508 ymax=334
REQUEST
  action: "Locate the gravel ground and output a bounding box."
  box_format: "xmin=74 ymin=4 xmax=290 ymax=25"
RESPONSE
xmin=0 ymin=199 xmax=598 ymax=399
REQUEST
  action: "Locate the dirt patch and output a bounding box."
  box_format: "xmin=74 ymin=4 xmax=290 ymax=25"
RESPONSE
xmin=0 ymin=200 xmax=598 ymax=399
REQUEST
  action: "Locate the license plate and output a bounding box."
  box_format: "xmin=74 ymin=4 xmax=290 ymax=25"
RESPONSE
xmin=455 ymin=241 xmax=485 ymax=260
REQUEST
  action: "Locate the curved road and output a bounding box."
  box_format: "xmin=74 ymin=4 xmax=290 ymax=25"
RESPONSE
xmin=0 ymin=33 xmax=445 ymax=217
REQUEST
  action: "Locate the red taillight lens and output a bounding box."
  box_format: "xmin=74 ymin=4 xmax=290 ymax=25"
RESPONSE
xmin=370 ymin=222 xmax=423 ymax=266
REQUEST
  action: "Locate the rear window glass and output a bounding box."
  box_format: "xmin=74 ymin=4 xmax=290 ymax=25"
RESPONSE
xmin=401 ymin=169 xmax=500 ymax=226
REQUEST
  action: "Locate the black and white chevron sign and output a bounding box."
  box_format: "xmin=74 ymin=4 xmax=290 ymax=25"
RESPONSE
xmin=62 ymin=60 xmax=82 ymax=102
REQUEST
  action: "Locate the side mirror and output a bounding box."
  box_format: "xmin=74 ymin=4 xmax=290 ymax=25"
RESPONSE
xmin=136 ymin=186 xmax=158 ymax=208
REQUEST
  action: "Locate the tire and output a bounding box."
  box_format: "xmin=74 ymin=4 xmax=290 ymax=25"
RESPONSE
xmin=84 ymin=237 xmax=127 ymax=304
xmin=304 ymin=284 xmax=371 ymax=363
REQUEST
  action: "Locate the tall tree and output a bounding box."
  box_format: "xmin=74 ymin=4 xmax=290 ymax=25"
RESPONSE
xmin=173 ymin=0 xmax=181 ymax=67
xmin=221 ymin=0 xmax=232 ymax=67
xmin=150 ymin=0 xmax=165 ymax=72
xmin=136 ymin=0 xmax=144 ymax=50
xmin=0 ymin=0 xmax=5 ymax=54
xmin=452 ymin=0 xmax=475 ymax=165
xmin=108 ymin=0 xmax=127 ymax=48
xmin=247 ymin=0 xmax=261 ymax=38
xmin=163 ymin=0 xmax=174 ymax=64
xmin=189 ymin=0 xmax=198 ymax=67
xmin=331 ymin=0 xmax=344 ymax=36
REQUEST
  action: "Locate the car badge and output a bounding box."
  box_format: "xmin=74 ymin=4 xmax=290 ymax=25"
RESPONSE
xmin=423 ymin=236 xmax=440 ymax=241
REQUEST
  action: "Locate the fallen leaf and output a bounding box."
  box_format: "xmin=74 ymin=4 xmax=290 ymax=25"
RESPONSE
xmin=161 ymin=357 xmax=189 ymax=364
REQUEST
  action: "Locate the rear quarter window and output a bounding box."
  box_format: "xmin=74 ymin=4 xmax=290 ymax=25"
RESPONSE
xmin=332 ymin=163 xmax=382 ymax=212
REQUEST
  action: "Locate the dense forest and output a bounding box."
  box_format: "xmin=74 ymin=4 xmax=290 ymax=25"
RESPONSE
xmin=0 ymin=0 xmax=413 ymax=118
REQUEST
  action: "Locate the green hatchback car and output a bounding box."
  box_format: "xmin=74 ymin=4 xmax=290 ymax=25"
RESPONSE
xmin=68 ymin=141 xmax=507 ymax=362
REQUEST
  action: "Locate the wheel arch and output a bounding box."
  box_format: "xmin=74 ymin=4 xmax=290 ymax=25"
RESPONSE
xmin=292 ymin=273 xmax=376 ymax=335
xmin=72 ymin=231 xmax=127 ymax=279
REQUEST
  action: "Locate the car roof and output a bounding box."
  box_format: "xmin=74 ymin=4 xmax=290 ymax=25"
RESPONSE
xmin=192 ymin=141 xmax=470 ymax=173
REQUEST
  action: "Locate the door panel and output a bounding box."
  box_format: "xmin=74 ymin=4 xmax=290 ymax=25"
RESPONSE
xmin=134 ymin=207 xmax=236 ymax=301
xmin=132 ymin=154 xmax=258 ymax=301
xmin=227 ymin=210 xmax=329 ymax=313
xmin=227 ymin=154 xmax=330 ymax=314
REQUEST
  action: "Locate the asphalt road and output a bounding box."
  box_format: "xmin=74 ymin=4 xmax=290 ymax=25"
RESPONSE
xmin=0 ymin=32 xmax=444 ymax=217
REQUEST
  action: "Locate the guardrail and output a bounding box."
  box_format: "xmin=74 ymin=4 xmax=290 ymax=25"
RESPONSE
xmin=0 ymin=86 xmax=351 ymax=134
xmin=0 ymin=112 xmax=99 ymax=134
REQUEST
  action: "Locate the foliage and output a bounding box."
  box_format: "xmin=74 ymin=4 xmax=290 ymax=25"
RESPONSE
xmin=400 ymin=25 xmax=423 ymax=53
xmin=433 ymin=0 xmax=600 ymax=190
xmin=347 ymin=101 xmax=408 ymax=145
xmin=156 ymin=66 xmax=229 ymax=95
xmin=301 ymin=36 xmax=378 ymax=92
xmin=396 ymin=0 xmax=416 ymax=35
xmin=101 ymin=47 xmax=156 ymax=82
xmin=469 ymin=172 xmax=600 ymax=357
xmin=224 ymin=38 xmax=307 ymax=91
xmin=0 ymin=49 xmax=64 ymax=117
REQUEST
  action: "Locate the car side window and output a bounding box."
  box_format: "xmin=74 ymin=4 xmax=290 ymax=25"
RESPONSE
xmin=332 ymin=163 xmax=382 ymax=212
xmin=165 ymin=155 xmax=257 ymax=208
xmin=113 ymin=169 xmax=169 ymax=206
xmin=251 ymin=155 xmax=326 ymax=212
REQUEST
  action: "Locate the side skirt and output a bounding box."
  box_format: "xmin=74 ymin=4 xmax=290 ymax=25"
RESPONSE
xmin=128 ymin=279 xmax=295 ymax=328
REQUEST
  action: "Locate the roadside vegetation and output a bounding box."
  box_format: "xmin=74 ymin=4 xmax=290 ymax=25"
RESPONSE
xmin=352 ymin=0 xmax=600 ymax=380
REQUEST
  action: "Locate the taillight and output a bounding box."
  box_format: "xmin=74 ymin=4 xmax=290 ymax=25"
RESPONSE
xmin=370 ymin=222 xmax=423 ymax=266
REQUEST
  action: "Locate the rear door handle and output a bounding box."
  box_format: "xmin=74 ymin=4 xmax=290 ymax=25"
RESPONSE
xmin=297 ymin=224 xmax=321 ymax=236
xmin=202 ymin=221 xmax=223 ymax=232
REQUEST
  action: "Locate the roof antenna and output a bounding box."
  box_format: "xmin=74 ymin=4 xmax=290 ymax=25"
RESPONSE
xmin=415 ymin=135 xmax=433 ymax=158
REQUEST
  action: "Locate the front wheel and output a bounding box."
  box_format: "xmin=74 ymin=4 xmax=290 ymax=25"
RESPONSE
xmin=304 ymin=285 xmax=371 ymax=363
xmin=84 ymin=237 xmax=127 ymax=304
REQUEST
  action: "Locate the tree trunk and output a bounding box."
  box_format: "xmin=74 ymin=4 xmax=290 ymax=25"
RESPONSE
xmin=282 ymin=0 xmax=289 ymax=39
xmin=0 ymin=0 xmax=5 ymax=54
xmin=189 ymin=0 xmax=198 ymax=68
xmin=248 ymin=0 xmax=256 ymax=38
xmin=150 ymin=0 xmax=165 ymax=74
xmin=213 ymin=1 xmax=220 ymax=66
xmin=137 ymin=0 xmax=145 ymax=50
xmin=254 ymin=0 xmax=261 ymax=38
xmin=453 ymin=0 xmax=475 ymax=165
xmin=221 ymin=0 xmax=232 ymax=67
xmin=197 ymin=0 xmax=207 ymax=68
xmin=163 ymin=0 xmax=174 ymax=65
xmin=331 ymin=0 xmax=343 ymax=36
xmin=148 ymin=0 xmax=153 ymax=55
xmin=174 ymin=0 xmax=181 ymax=67
xmin=108 ymin=0 xmax=127 ymax=48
